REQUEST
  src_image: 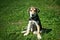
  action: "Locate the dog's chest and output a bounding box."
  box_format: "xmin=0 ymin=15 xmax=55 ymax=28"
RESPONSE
xmin=31 ymin=22 xmax=37 ymax=31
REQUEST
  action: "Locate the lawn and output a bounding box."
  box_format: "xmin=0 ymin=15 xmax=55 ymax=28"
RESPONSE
xmin=0 ymin=0 xmax=60 ymax=40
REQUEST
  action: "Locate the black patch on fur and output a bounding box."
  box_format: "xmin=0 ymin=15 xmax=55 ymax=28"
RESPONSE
xmin=29 ymin=14 xmax=42 ymax=30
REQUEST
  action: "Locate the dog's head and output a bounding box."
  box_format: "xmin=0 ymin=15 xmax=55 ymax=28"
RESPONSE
xmin=28 ymin=7 xmax=40 ymax=18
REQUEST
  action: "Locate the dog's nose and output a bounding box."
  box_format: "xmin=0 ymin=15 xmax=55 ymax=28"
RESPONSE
xmin=32 ymin=14 xmax=34 ymax=16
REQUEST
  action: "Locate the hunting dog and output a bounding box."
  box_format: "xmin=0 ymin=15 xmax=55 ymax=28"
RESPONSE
xmin=21 ymin=7 xmax=42 ymax=40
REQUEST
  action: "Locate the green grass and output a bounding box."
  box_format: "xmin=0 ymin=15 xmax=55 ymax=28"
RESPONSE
xmin=0 ymin=0 xmax=60 ymax=40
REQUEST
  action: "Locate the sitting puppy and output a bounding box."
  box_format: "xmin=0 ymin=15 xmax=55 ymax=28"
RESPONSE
xmin=21 ymin=7 xmax=42 ymax=40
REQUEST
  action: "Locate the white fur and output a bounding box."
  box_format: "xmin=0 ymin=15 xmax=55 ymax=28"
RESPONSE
xmin=30 ymin=12 xmax=33 ymax=18
xmin=37 ymin=34 xmax=41 ymax=39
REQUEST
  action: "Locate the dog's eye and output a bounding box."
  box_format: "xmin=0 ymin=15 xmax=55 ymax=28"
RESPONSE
xmin=34 ymin=9 xmax=36 ymax=10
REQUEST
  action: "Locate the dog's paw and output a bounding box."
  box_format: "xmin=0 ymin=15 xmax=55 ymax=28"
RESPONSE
xmin=37 ymin=34 xmax=41 ymax=40
xmin=24 ymin=32 xmax=29 ymax=36
xmin=33 ymin=31 xmax=37 ymax=34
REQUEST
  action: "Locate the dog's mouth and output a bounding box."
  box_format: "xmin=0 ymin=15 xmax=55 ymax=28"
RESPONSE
xmin=32 ymin=14 xmax=36 ymax=17
xmin=30 ymin=13 xmax=36 ymax=18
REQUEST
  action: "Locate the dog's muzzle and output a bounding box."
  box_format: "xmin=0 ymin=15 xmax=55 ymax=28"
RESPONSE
xmin=30 ymin=13 xmax=36 ymax=17
xmin=32 ymin=14 xmax=35 ymax=17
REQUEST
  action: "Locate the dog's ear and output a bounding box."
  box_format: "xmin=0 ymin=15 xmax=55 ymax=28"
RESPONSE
xmin=37 ymin=8 xmax=40 ymax=13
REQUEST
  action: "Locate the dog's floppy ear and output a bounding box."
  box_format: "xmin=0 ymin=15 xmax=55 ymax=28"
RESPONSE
xmin=37 ymin=8 xmax=40 ymax=13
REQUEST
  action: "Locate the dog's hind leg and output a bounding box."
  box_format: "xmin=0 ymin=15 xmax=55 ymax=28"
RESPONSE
xmin=21 ymin=30 xmax=26 ymax=33
xmin=21 ymin=26 xmax=28 ymax=33
xmin=24 ymin=21 xmax=32 ymax=36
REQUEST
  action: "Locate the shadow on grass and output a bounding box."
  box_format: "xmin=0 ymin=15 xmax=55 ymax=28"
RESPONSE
xmin=42 ymin=28 xmax=52 ymax=34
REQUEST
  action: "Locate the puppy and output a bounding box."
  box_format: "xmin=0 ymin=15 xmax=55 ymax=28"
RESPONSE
xmin=21 ymin=7 xmax=42 ymax=40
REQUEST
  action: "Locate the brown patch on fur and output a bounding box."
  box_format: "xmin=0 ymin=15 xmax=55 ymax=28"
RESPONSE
xmin=28 ymin=7 xmax=40 ymax=14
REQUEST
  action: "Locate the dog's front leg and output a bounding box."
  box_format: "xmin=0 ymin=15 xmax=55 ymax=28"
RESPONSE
xmin=34 ymin=21 xmax=41 ymax=40
xmin=36 ymin=25 xmax=41 ymax=40
xmin=24 ymin=21 xmax=31 ymax=36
